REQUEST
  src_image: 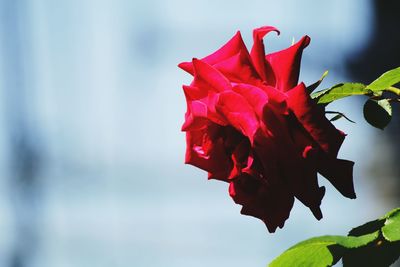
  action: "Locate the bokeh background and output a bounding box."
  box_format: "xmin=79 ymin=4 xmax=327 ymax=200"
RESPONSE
xmin=0 ymin=0 xmax=399 ymax=266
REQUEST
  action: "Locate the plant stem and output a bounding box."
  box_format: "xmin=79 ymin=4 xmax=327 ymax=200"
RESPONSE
xmin=386 ymin=86 xmax=400 ymax=96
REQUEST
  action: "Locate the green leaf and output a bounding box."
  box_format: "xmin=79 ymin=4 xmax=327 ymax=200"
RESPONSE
xmin=343 ymin=208 xmax=400 ymax=266
xmin=367 ymin=67 xmax=400 ymax=91
xmin=381 ymin=207 xmax=400 ymax=220
xmin=312 ymin=83 xmax=370 ymax=104
xmin=269 ymin=233 xmax=378 ymax=267
xmin=382 ymin=209 xmax=400 ymax=242
xmin=348 ymin=219 xmax=385 ymax=237
xmin=269 ymin=240 xmax=340 ymax=267
xmin=349 ymin=207 xmax=400 ymax=243
xmin=269 ymin=208 xmax=400 ymax=267
xmin=342 ymin=240 xmax=400 ymax=267
xmin=290 ymin=233 xmax=379 ymax=250
xmin=363 ymin=99 xmax=392 ymax=129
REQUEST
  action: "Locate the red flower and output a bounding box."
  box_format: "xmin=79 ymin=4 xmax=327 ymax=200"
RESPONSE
xmin=179 ymin=26 xmax=355 ymax=233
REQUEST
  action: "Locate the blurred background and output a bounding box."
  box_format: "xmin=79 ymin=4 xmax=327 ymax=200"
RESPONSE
xmin=0 ymin=0 xmax=399 ymax=266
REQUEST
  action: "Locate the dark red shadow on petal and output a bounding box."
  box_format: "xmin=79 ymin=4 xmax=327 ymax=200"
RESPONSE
xmin=229 ymin=173 xmax=294 ymax=233
xmin=185 ymin=124 xmax=233 ymax=181
xmin=318 ymin=157 xmax=356 ymax=199
xmin=287 ymin=83 xmax=345 ymax=157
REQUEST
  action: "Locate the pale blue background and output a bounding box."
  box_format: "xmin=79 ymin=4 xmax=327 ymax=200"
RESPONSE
xmin=0 ymin=0 xmax=397 ymax=266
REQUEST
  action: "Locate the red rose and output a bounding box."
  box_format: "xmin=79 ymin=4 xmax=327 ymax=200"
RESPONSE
xmin=179 ymin=26 xmax=355 ymax=233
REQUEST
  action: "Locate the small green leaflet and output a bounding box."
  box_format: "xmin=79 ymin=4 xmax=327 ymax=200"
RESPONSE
xmin=325 ymin=111 xmax=355 ymax=123
xmin=268 ymin=207 xmax=400 ymax=267
xmin=366 ymin=67 xmax=400 ymax=92
xmin=307 ymin=70 xmax=329 ymax=94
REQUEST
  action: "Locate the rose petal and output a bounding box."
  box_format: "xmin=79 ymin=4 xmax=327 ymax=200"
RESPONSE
xmin=214 ymin=51 xmax=261 ymax=84
xmin=181 ymin=100 xmax=208 ymax=131
xmin=182 ymin=85 xmax=227 ymax=131
xmin=216 ymin=91 xmax=260 ymax=143
xmin=182 ymin=85 xmax=207 ymax=101
xmin=228 ymin=139 xmax=251 ymax=179
xmin=192 ymin=58 xmax=232 ymax=92
xmin=229 ymin=173 xmax=294 ymax=233
xmin=250 ymin=26 xmax=280 ymax=83
xmin=185 ymin=125 xmax=233 ymax=181
xmin=260 ymin=107 xmax=325 ymax=219
xmin=318 ymin=157 xmax=356 ymax=199
xmin=260 ymin=84 xmax=288 ymax=114
xmin=232 ymin=83 xmax=268 ymax=117
xmin=287 ymin=82 xmax=345 ymax=157
xmin=266 ymin=35 xmax=310 ymax=91
xmin=178 ymin=31 xmax=251 ymax=75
